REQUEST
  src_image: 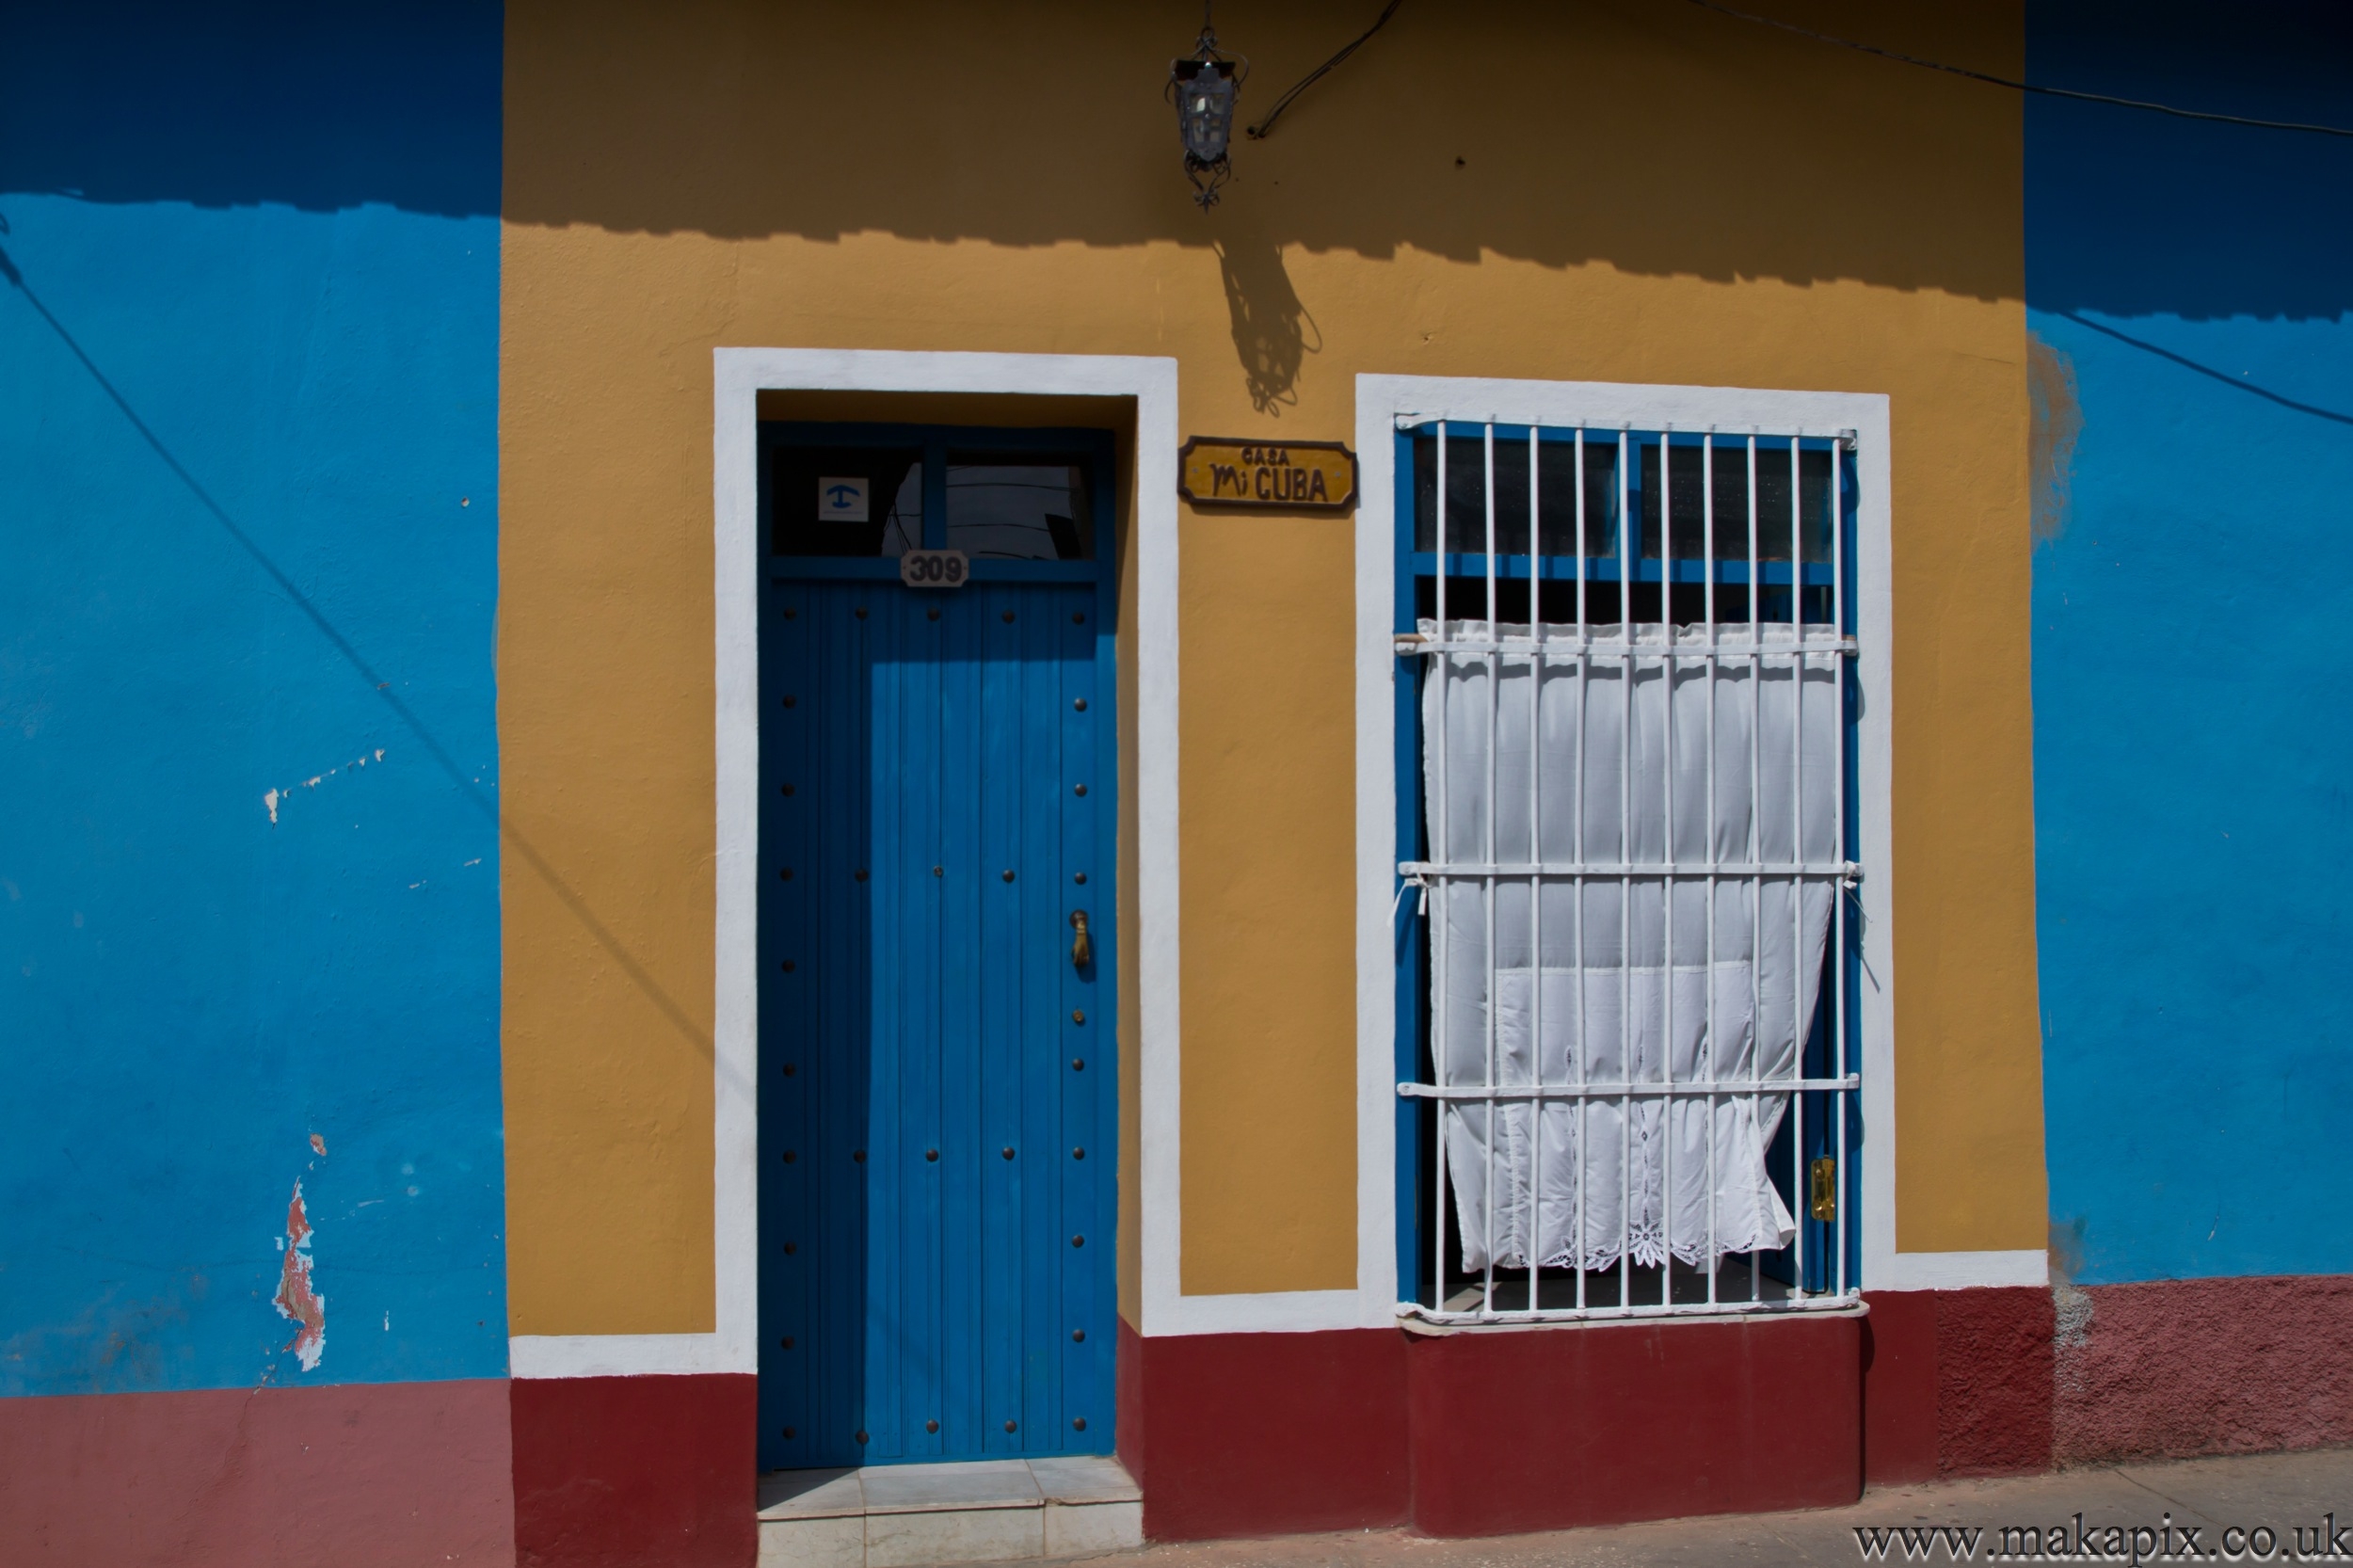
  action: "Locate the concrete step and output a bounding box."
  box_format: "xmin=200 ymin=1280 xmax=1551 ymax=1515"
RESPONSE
xmin=758 ymin=1456 xmax=1142 ymax=1568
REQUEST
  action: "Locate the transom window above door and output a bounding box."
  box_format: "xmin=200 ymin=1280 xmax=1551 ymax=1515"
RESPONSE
xmin=765 ymin=426 xmax=1104 ymax=566
xmin=947 ymin=461 xmax=1095 ymax=561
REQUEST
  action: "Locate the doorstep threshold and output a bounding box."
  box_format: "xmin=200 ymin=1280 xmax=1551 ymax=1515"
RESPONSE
xmin=759 ymin=1456 xmax=1141 ymax=1567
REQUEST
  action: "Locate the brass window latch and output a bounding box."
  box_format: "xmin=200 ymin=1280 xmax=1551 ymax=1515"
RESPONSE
xmin=1069 ymin=909 xmax=1092 ymax=968
xmin=1809 ymin=1157 xmax=1837 ymax=1223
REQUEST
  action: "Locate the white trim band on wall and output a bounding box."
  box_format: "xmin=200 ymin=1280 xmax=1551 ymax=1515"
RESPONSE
xmin=509 ymin=1333 xmax=728 ymax=1380
xmin=1879 ymin=1249 xmax=2050 ymax=1292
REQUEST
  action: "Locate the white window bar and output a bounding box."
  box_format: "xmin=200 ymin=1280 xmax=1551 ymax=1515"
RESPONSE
xmin=1660 ymin=424 xmax=1675 ymax=1297
xmin=1703 ymin=428 xmax=1719 ymax=1309
xmin=1615 ymin=424 xmax=1632 ymax=1317
xmin=1747 ymin=429 xmax=1764 ymax=1310
xmin=1432 ymin=425 xmax=1450 ymax=1320
xmin=1833 ymin=429 xmax=1849 ymax=1298
xmin=1787 ymin=432 xmax=1803 ymax=1304
xmin=1401 ymin=417 xmax=1861 ymax=1323
xmin=1482 ymin=424 xmax=1499 ymax=1317
xmin=1523 ymin=427 xmax=1544 ymax=1321
xmin=1573 ymin=425 xmax=1589 ymax=1317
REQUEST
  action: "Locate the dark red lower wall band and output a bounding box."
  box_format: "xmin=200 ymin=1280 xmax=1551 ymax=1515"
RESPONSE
xmin=1864 ymin=1276 xmax=2353 ymax=1480
xmin=1861 ymin=1287 xmax=2056 ymax=1484
xmin=1938 ymin=1285 xmax=2057 ymax=1477
xmin=21 ymin=1278 xmax=2345 ymax=1560
xmin=0 ymin=1378 xmax=515 ymax=1567
xmin=512 ymin=1372 xmax=757 ymax=1568
xmin=1861 ymin=1288 xmax=1942 ymax=1484
xmin=1407 ymin=1311 xmax=1864 ymax=1536
xmin=1120 ymin=1320 xmax=1409 ymax=1542
xmin=2055 ymin=1275 xmax=2353 ymax=1465
xmin=1120 ymin=1309 xmax=1866 ymax=1541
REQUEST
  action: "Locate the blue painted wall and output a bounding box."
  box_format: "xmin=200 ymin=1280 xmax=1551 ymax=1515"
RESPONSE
xmin=2028 ymin=2 xmax=2353 ymax=1284
xmin=0 ymin=4 xmax=507 ymax=1393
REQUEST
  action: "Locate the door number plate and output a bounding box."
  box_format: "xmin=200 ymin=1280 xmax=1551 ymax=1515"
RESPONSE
xmin=900 ymin=549 xmax=969 ymax=588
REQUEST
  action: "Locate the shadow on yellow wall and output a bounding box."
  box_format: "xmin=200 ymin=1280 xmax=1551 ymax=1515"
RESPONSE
xmin=497 ymin=0 xmax=2046 ymax=1336
xmin=504 ymin=0 xmax=2022 ymax=302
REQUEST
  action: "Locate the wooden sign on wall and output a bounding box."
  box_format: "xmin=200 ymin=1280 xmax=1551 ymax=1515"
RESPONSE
xmin=1178 ymin=438 xmax=1357 ymax=511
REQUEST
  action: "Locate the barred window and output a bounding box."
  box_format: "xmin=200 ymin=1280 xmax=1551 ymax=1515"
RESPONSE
xmin=1396 ymin=419 xmax=1861 ymax=1322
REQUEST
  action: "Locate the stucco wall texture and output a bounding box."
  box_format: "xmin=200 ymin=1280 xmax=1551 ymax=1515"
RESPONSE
xmin=0 ymin=1380 xmax=516 ymax=1568
xmin=497 ymin=0 xmax=2045 ymax=1333
xmin=1 ymin=1 xmax=510 ymax=1399
xmin=2055 ymin=1278 xmax=2353 ymax=1466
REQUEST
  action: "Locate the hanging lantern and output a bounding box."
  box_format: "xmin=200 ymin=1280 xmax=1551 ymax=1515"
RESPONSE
xmin=1167 ymin=17 xmax=1243 ymax=209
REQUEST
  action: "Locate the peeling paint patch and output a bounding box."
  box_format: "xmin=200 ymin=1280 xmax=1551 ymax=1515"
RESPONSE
xmin=309 ymin=1132 xmax=327 ymax=1158
xmin=262 ymin=748 xmax=389 ymax=824
xmin=2028 ymin=330 xmax=2083 ymax=544
xmin=272 ymin=1179 xmax=326 ymax=1371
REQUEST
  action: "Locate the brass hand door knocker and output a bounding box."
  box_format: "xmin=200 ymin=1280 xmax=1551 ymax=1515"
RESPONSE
xmin=1069 ymin=910 xmax=1093 ymax=968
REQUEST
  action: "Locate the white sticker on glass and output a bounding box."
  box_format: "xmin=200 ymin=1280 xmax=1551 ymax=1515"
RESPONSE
xmin=817 ymin=476 xmax=870 ymax=523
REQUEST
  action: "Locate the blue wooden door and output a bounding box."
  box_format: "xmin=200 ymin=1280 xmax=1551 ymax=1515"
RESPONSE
xmin=759 ymin=572 xmax=1112 ymax=1469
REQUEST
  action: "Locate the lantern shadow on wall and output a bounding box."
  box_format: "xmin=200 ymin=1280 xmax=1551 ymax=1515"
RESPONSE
xmin=1214 ymin=237 xmax=1321 ymax=416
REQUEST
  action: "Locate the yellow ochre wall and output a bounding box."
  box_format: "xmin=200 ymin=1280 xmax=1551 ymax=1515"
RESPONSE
xmin=499 ymin=0 xmax=2046 ymax=1335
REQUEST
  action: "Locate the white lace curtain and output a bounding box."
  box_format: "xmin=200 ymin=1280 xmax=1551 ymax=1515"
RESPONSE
xmin=1419 ymin=618 xmax=1839 ymax=1275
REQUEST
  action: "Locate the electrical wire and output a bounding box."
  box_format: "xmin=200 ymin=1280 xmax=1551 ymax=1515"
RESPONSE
xmin=1684 ymin=0 xmax=2353 ymax=139
xmin=1245 ymin=0 xmax=1404 ymax=141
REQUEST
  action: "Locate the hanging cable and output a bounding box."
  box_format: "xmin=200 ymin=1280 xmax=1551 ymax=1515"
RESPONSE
xmin=1683 ymin=0 xmax=2353 ymax=139
xmin=1245 ymin=0 xmax=1404 ymax=141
